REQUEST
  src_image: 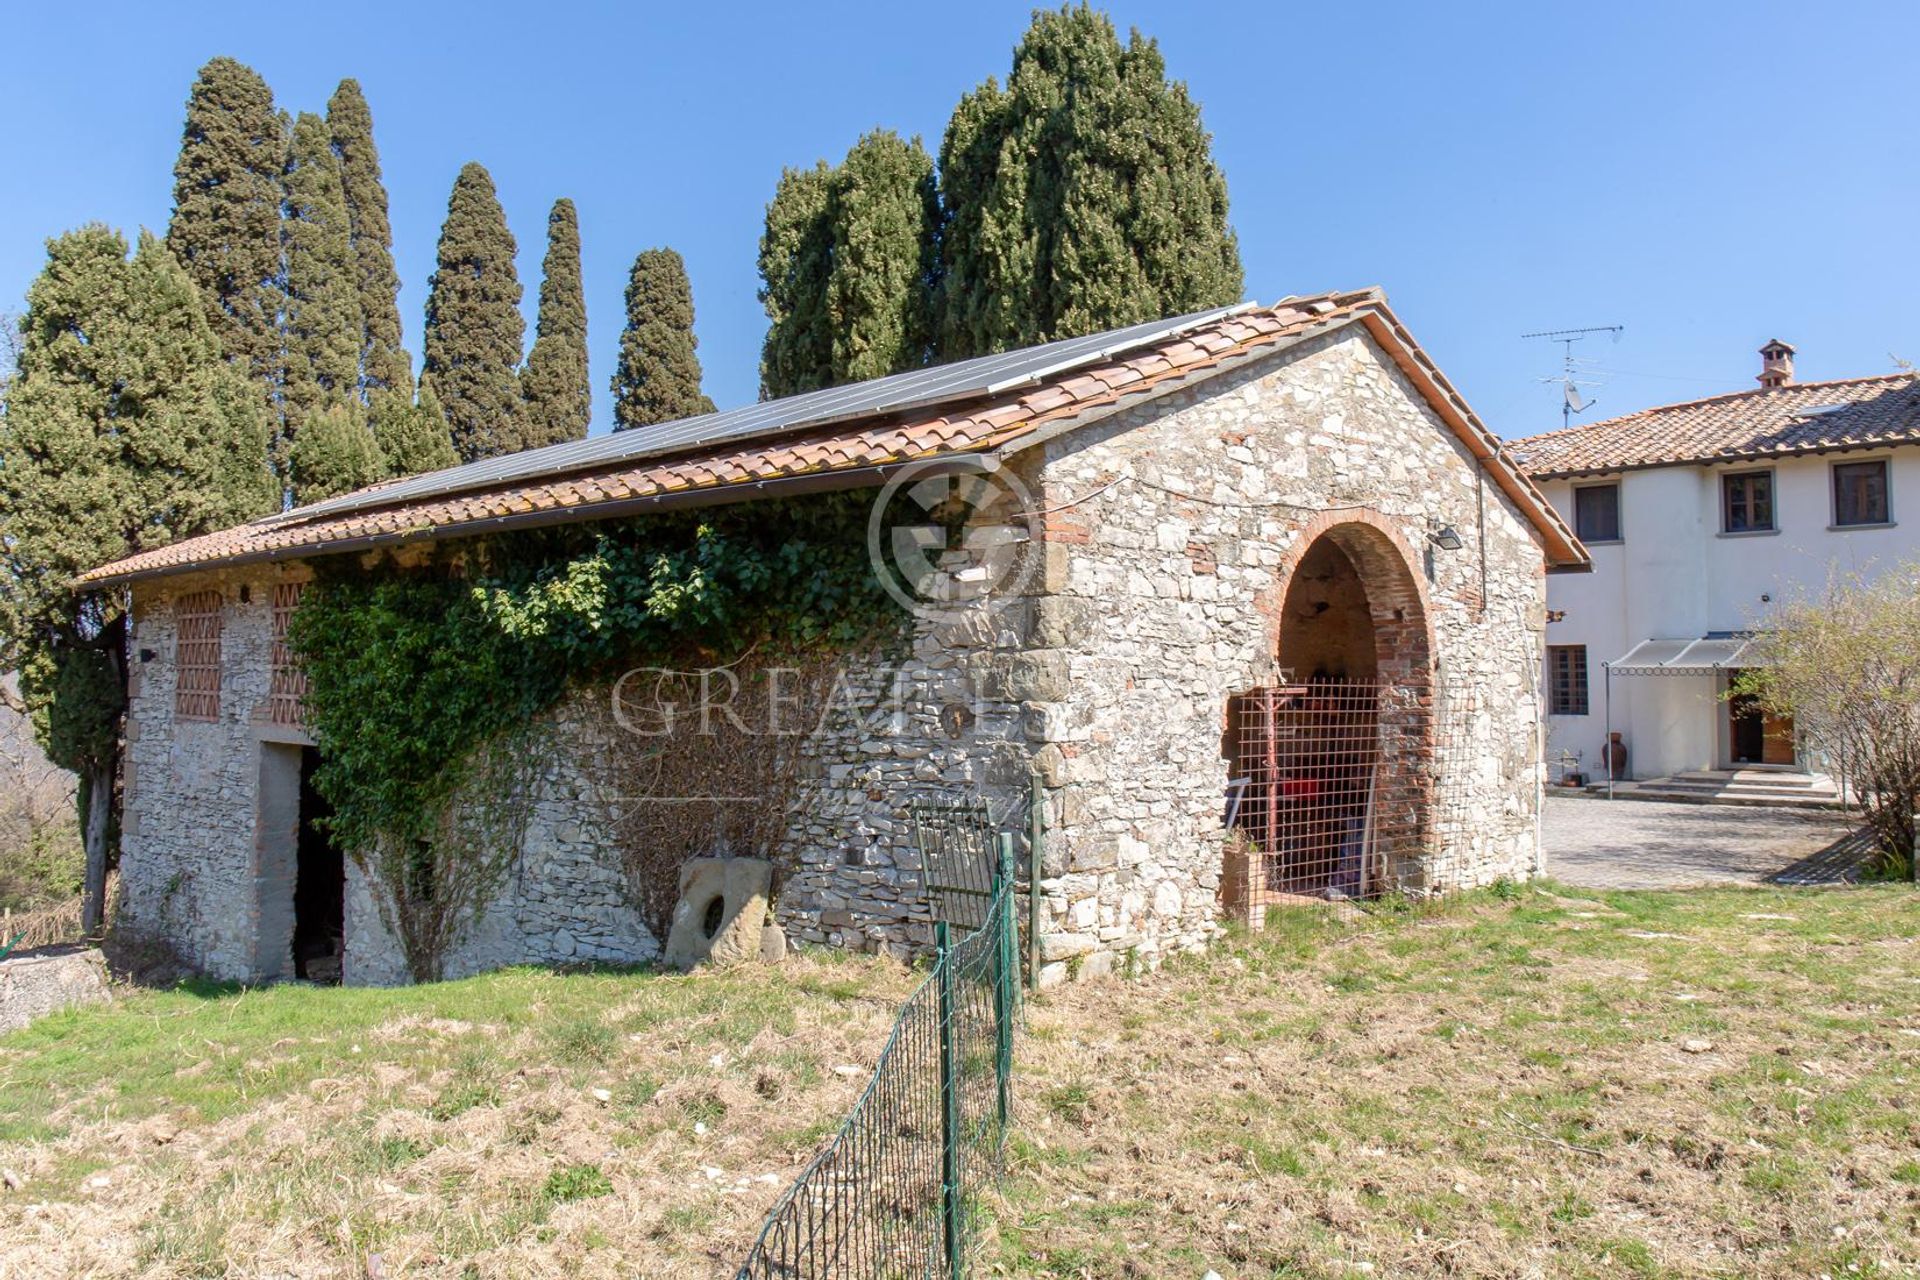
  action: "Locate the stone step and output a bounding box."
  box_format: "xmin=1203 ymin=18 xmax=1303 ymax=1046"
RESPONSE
xmin=1581 ymin=780 xmax=1844 ymax=810
xmin=1668 ymin=771 xmax=1827 ymax=791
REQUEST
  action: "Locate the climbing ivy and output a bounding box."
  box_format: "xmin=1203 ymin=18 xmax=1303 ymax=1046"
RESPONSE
xmin=288 ymin=492 xmax=906 ymax=972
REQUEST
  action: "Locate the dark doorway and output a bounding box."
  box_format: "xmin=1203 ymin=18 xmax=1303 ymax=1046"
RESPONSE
xmin=294 ymin=747 xmax=345 ymax=982
xmin=1727 ymin=678 xmax=1794 ymax=767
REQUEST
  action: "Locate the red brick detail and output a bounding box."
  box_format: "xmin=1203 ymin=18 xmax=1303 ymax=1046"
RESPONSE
xmin=1043 ymin=513 xmax=1093 ymax=545
xmin=173 ymin=589 xmax=223 ymax=722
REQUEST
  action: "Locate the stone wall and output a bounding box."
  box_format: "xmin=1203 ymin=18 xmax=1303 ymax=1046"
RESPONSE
xmin=342 ymin=690 xmax=660 ymax=985
xmin=120 ymin=575 xmax=661 ymax=985
xmin=1015 ymin=327 xmax=1548 ymax=982
xmin=120 ymin=567 xmax=290 ymax=979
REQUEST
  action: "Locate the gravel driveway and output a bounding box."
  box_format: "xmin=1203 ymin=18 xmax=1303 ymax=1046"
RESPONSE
xmin=1541 ymin=795 xmax=1868 ymax=890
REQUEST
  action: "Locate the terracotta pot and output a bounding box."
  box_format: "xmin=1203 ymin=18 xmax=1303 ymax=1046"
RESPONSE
xmin=1603 ymin=732 xmax=1628 ymax=779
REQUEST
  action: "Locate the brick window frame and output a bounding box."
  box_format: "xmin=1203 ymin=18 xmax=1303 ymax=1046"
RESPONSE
xmin=1547 ymin=644 xmax=1588 ymax=716
xmin=267 ymin=581 xmax=308 ymax=726
xmin=174 ymin=589 xmax=224 ymax=721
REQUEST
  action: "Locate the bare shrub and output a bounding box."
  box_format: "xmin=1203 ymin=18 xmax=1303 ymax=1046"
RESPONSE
xmin=577 ymin=652 xmax=842 ymax=937
xmin=361 ymin=726 xmax=546 ymax=982
xmin=0 ymin=673 xmax=81 ymax=910
xmin=1738 ymin=565 xmax=1920 ymax=878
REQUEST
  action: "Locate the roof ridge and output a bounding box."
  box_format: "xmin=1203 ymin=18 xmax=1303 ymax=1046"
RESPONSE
xmin=1510 ymin=370 xmax=1919 ymax=448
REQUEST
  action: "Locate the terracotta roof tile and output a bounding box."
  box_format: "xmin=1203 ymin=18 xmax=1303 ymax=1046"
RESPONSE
xmin=79 ymin=287 xmax=1582 ymax=583
xmin=1511 ymin=374 xmax=1920 ymax=477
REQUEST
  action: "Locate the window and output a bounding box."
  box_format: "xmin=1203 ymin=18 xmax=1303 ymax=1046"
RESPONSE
xmin=266 ymin=581 xmax=308 ymax=726
xmin=174 ymin=589 xmax=223 ymax=721
xmin=1721 ymin=470 xmax=1774 ymax=533
xmin=1547 ymin=645 xmax=1589 ymax=716
xmin=1572 ymin=484 xmax=1620 ymax=543
xmin=1833 ymin=460 xmax=1890 ymax=527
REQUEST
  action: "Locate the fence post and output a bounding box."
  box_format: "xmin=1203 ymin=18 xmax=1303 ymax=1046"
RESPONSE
xmin=936 ymin=921 xmax=962 ymax=1280
xmin=994 ymin=832 xmax=1016 ymax=1138
xmin=1027 ymin=774 xmax=1044 ymax=991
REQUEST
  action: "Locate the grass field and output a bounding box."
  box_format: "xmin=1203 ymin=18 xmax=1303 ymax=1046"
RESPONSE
xmin=0 ymin=952 xmax=914 ymax=1278
xmin=3 ymin=882 xmax=1914 ymax=1279
xmin=988 ymin=881 xmax=1920 ymax=1279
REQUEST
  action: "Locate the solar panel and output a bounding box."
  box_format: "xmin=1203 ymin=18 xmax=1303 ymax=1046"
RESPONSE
xmin=293 ymin=302 xmax=1252 ymax=521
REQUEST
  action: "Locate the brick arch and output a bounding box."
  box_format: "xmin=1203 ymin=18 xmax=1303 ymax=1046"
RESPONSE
xmin=1228 ymin=509 xmax=1440 ymax=900
xmin=1270 ymin=509 xmax=1434 ymax=685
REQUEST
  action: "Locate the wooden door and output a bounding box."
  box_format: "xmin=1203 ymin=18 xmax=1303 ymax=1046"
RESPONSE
xmin=1761 ymin=710 xmax=1796 ymax=765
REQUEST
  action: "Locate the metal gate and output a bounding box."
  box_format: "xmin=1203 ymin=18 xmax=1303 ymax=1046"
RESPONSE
xmin=1225 ymin=676 xmax=1443 ymax=908
xmin=910 ymin=795 xmax=999 ymax=931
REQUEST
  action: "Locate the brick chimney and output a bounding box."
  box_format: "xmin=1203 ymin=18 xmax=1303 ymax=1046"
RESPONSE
xmin=1757 ymin=338 xmax=1796 ymax=388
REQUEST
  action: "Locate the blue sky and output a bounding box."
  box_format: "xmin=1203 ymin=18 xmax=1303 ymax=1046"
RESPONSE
xmin=5 ymin=1 xmax=1916 ymax=441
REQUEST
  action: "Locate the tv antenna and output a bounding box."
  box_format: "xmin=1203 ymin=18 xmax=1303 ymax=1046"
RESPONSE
xmin=1523 ymin=325 xmax=1624 ymax=428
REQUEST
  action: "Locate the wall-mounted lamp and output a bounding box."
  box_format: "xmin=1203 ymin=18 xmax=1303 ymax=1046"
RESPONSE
xmin=1427 ymin=525 xmax=1465 ymax=552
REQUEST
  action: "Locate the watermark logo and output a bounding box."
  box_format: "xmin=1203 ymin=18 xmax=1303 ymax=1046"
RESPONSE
xmin=865 ymin=458 xmax=1035 ymax=624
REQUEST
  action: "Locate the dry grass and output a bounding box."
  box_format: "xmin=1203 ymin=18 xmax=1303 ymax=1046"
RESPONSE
xmin=1 ymin=893 xmax=84 ymax=954
xmin=0 ymin=952 xmax=915 ymax=1278
xmin=988 ymin=882 xmax=1920 ymax=1280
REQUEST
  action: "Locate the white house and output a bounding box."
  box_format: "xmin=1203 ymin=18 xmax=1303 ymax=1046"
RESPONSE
xmin=1512 ymin=341 xmax=1920 ymax=791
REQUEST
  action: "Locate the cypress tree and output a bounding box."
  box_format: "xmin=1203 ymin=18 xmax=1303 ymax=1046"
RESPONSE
xmin=757 ymin=162 xmax=834 ymax=399
xmin=326 ymin=79 xmax=411 ymax=398
xmin=936 ymin=5 xmax=1243 ymax=357
xmin=0 ymin=227 xmax=275 ymax=928
xmin=610 ymin=247 xmax=715 ymax=431
xmin=421 ymin=163 xmax=526 ymax=462
xmin=290 ymin=401 xmax=386 ymax=503
xmin=167 ymin=57 xmax=287 ymax=397
xmin=520 ymin=198 xmax=591 ymax=448
xmin=282 ymin=111 xmax=363 ymax=465
xmin=370 ymin=384 xmax=459 ymax=477
xmin=825 ymin=131 xmax=939 ymax=386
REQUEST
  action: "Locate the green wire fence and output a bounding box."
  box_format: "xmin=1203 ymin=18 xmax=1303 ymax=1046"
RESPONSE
xmin=737 ymin=832 xmax=1020 ymax=1280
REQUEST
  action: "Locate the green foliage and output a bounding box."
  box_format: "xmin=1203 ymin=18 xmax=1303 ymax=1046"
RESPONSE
xmin=288 ymin=491 xmax=902 ymax=883
xmin=935 ymin=4 xmax=1243 ymax=357
xmin=166 ymin=57 xmax=286 ymax=398
xmin=0 ymin=226 xmax=274 ymax=658
xmin=757 ymin=7 xmax=1242 ymax=388
xmin=282 ymin=112 xmax=364 ymax=467
xmin=609 ymin=247 xmax=714 ymax=430
xmin=0 ymin=816 xmax=84 ymax=912
xmin=326 ymin=79 xmax=411 ymax=399
xmin=290 ymin=401 xmax=386 ymax=504
xmin=520 ymin=199 xmax=592 ymax=447
xmin=758 ymin=133 xmax=938 ymax=398
xmin=423 ymin=163 xmax=526 ymax=462
xmin=541 ymin=1163 xmax=613 ymax=1203
xmin=369 ymin=384 xmax=458 ymax=478
xmin=757 ymin=162 xmax=835 ymax=399
xmin=1737 ymin=568 xmax=1920 ymax=878
xmin=1 ymin=226 xmax=275 ymax=924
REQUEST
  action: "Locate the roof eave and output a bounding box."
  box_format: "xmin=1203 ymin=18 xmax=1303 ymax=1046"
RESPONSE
xmin=80 ymin=458 xmax=987 ymax=590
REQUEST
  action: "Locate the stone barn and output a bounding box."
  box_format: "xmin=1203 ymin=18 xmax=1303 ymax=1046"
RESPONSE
xmin=81 ymin=289 xmax=1586 ymax=986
